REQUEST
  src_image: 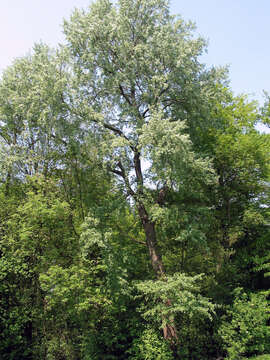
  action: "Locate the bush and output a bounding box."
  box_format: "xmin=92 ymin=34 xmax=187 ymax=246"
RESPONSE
xmin=219 ymin=289 xmax=270 ymax=360
xmin=128 ymin=327 xmax=173 ymax=360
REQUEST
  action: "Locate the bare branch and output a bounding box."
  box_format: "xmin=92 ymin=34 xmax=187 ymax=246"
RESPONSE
xmin=134 ymin=150 xmax=144 ymax=193
xmin=142 ymin=107 xmax=150 ymax=118
xmin=119 ymin=84 xmax=133 ymax=106
xmin=107 ymin=161 xmax=136 ymax=197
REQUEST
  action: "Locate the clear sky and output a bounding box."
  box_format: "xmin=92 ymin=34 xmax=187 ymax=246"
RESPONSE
xmin=1 ymin=0 xmax=270 ymax=105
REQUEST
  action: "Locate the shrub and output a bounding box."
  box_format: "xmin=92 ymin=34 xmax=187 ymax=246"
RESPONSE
xmin=128 ymin=327 xmax=173 ymax=360
xmin=219 ymin=289 xmax=270 ymax=360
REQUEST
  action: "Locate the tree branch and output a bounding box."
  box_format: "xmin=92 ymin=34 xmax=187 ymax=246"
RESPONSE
xmin=108 ymin=161 xmax=136 ymax=197
xmin=119 ymin=84 xmax=133 ymax=106
xmin=134 ymin=150 xmax=144 ymax=194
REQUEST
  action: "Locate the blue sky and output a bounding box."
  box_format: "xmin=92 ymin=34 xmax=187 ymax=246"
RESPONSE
xmin=171 ymin=1 xmax=270 ymax=105
xmin=1 ymin=0 xmax=270 ymax=106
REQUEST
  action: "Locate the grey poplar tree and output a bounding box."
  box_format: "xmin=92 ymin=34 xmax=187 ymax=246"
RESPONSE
xmin=63 ymin=0 xmax=223 ymax=342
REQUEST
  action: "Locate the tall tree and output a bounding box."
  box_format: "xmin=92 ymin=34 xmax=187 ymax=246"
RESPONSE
xmin=63 ymin=0 xmax=223 ymax=342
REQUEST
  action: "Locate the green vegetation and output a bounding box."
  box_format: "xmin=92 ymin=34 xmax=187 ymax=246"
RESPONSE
xmin=219 ymin=289 xmax=270 ymax=359
xmin=0 ymin=0 xmax=269 ymax=359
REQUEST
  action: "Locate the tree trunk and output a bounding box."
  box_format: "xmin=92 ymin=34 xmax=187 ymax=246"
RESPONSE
xmin=137 ymin=203 xmax=178 ymax=343
xmin=137 ymin=203 xmax=165 ymax=276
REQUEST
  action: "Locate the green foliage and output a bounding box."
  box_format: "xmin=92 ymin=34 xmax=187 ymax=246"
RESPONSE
xmin=0 ymin=0 xmax=269 ymax=359
xmin=175 ymin=315 xmax=222 ymax=360
xmin=0 ymin=177 xmax=80 ymax=358
xmin=255 ymin=253 xmax=270 ymax=281
xmin=0 ymin=44 xmax=70 ymax=181
xmin=219 ymin=289 xmax=270 ymax=360
xmin=136 ymin=273 xmax=215 ymax=327
xmin=128 ymin=327 xmax=173 ymax=360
